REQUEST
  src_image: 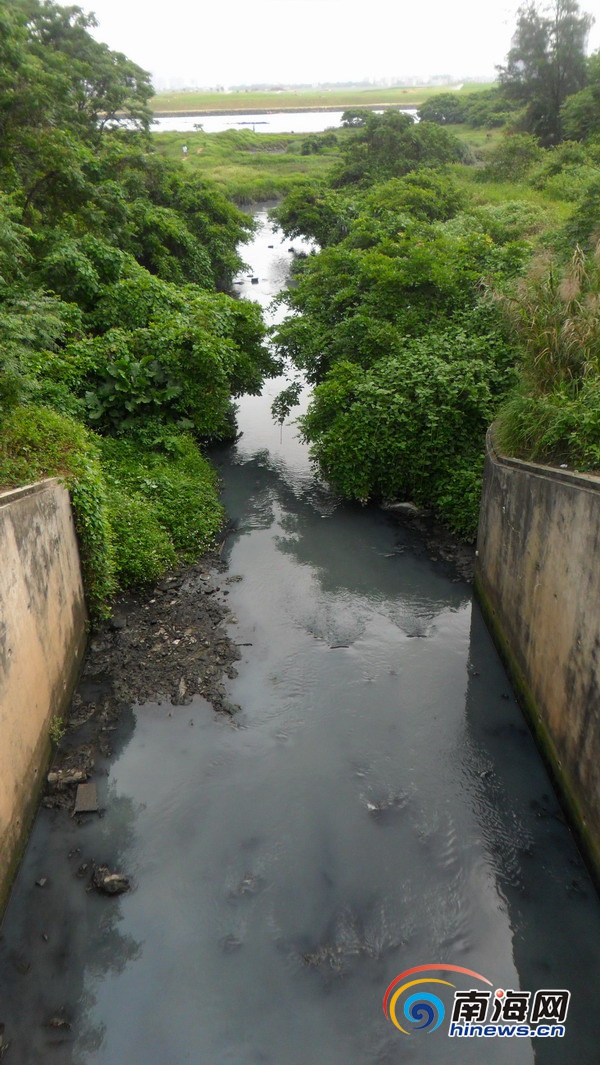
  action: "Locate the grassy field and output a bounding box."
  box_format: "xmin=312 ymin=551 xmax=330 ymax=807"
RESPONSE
xmin=153 ymin=128 xmax=342 ymax=203
xmin=152 ymin=122 xmax=574 ymax=225
xmin=151 ymin=84 xmax=494 ymax=114
xmin=454 ymin=167 xmax=574 ymax=223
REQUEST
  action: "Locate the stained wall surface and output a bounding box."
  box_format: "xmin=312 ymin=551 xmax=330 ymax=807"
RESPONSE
xmin=476 ymin=434 xmax=600 ymax=875
xmin=0 ymin=480 xmax=87 ymax=913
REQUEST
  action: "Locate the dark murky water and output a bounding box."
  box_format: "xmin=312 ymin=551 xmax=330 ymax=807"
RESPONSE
xmin=0 ymin=210 xmax=599 ymax=1064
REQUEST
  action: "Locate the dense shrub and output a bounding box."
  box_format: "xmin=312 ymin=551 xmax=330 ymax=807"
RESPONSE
xmin=0 ymin=405 xmax=227 ymax=609
xmin=0 ymin=406 xmax=116 ymax=615
xmin=330 ymin=110 xmax=465 ymax=188
xmin=298 ymin=329 xmax=512 ymax=538
xmin=478 ymin=133 xmax=542 ymax=182
xmin=100 ymin=432 xmax=224 ymax=573
xmin=418 ymin=93 xmax=468 ymax=125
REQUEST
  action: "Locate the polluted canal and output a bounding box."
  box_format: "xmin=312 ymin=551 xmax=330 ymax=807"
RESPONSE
xmin=0 ymin=208 xmax=599 ymax=1064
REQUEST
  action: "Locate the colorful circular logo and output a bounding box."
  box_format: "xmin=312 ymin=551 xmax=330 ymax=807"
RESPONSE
xmin=383 ymin=964 xmax=492 ymax=1035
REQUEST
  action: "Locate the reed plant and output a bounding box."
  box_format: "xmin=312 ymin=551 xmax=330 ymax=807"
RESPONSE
xmin=494 ymin=243 xmax=600 ymax=468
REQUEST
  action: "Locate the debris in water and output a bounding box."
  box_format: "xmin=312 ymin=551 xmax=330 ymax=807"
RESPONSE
xmin=381 ymin=500 xmax=423 ymax=516
xmin=73 ymin=782 xmax=98 ymax=815
xmin=45 ymin=1014 xmax=71 ymax=1031
xmin=47 ymin=768 xmax=87 ymax=790
xmin=230 ymin=872 xmax=265 ymax=898
xmin=364 ymin=792 xmax=410 ymax=822
xmin=92 ymin=866 xmax=130 ymax=896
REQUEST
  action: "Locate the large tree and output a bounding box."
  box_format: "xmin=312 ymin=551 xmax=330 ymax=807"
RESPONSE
xmin=498 ymin=0 xmax=594 ymax=145
xmin=14 ymin=0 xmax=154 ymax=135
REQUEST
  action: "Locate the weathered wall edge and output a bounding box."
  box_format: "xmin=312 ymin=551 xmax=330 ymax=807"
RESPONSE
xmin=475 ymin=430 xmax=600 ymax=885
xmin=0 ymin=478 xmax=88 ymax=916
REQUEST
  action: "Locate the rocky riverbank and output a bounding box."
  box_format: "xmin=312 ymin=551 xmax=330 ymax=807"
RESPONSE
xmin=381 ymin=503 xmax=476 ymax=583
xmin=45 ymin=548 xmax=242 ymax=812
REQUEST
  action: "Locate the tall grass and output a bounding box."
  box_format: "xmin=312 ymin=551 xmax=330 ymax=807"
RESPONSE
xmin=493 ymin=245 xmax=600 ymax=389
xmin=494 ymin=244 xmax=600 ymax=469
xmin=152 ymin=129 xmax=341 ymax=203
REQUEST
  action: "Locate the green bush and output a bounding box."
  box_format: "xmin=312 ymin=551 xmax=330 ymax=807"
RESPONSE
xmin=104 ymin=484 xmax=177 ymax=586
xmin=99 ymin=432 xmax=224 ymax=585
xmin=418 ymin=93 xmax=468 ymax=125
xmin=560 ymin=176 xmax=600 ymax=251
xmin=0 ymin=407 xmax=227 ymax=608
xmin=30 ymin=280 xmax=270 ymax=439
xmin=0 ymin=405 xmax=116 ymax=615
xmin=463 ymin=201 xmax=549 ymax=243
xmin=461 ymin=88 xmax=517 ymax=129
xmin=331 ymin=111 xmax=465 ymax=188
xmin=478 ymin=133 xmax=542 ymax=182
xmin=299 ymin=332 xmax=509 ymax=539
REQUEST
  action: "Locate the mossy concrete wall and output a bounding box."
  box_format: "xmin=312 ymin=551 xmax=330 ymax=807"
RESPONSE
xmin=476 ymin=432 xmax=600 ymax=877
xmin=0 ymin=480 xmax=87 ymax=916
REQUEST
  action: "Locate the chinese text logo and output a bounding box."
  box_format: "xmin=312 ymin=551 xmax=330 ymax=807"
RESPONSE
xmin=383 ymin=964 xmax=570 ymax=1038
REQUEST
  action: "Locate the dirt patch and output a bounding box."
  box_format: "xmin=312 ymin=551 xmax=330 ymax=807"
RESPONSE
xmin=45 ymin=549 xmax=242 ymax=810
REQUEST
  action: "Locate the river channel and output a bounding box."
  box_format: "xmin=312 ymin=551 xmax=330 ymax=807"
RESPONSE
xmin=151 ymin=108 xmax=417 ymax=134
xmin=0 ymin=208 xmax=599 ymax=1063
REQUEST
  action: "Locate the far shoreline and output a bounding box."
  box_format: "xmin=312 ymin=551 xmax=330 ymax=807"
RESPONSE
xmin=150 ymin=103 xmax=418 ymax=119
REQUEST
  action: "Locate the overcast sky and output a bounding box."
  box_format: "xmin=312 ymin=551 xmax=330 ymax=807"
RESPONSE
xmin=79 ymin=0 xmax=600 ymax=90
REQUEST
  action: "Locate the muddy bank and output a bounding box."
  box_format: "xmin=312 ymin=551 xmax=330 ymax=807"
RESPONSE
xmin=412 ymin=518 xmax=475 ymax=582
xmin=382 ymin=504 xmax=476 ymax=582
xmin=45 ymin=549 xmax=242 ymax=812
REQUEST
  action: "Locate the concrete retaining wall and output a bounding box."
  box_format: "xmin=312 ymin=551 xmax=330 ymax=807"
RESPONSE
xmin=0 ymin=479 xmax=87 ymax=914
xmin=476 ymin=432 xmax=600 ymax=877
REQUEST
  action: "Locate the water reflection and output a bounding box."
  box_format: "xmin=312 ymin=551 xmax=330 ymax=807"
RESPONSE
xmin=151 ymin=108 xmax=418 ymax=135
xmin=463 ymin=605 xmax=600 ymax=1062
